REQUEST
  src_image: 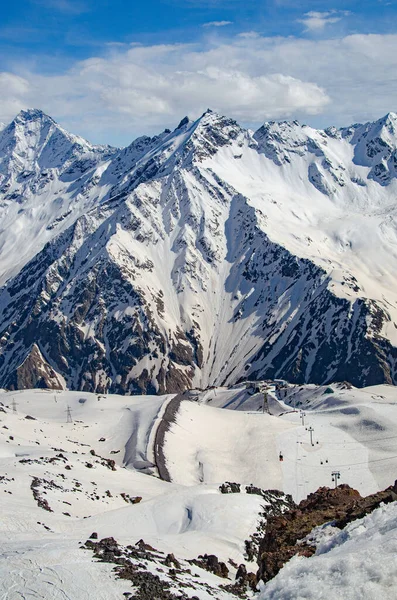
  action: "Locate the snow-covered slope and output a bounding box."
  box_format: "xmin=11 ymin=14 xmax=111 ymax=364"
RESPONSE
xmin=164 ymin=382 xmax=397 ymax=502
xmin=0 ymin=384 xmax=396 ymax=599
xmin=259 ymin=501 xmax=397 ymax=600
xmin=0 ymin=388 xmax=276 ymax=599
xmin=1 ymin=109 xmax=397 ymax=392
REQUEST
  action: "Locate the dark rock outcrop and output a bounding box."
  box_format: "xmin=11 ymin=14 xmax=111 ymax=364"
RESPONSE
xmin=257 ymin=482 xmax=397 ymax=584
xmin=84 ymin=536 xmax=244 ymax=599
xmin=9 ymin=343 xmax=64 ymax=391
xmin=190 ymin=554 xmax=229 ymax=579
xmin=220 ymin=482 xmax=241 ymax=494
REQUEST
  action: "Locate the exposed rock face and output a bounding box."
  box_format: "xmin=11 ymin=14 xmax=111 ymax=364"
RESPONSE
xmin=84 ymin=536 xmax=246 ymax=599
xmin=0 ymin=109 xmax=397 ymax=392
xmin=190 ymin=554 xmax=229 ymax=579
xmin=257 ymin=482 xmax=397 ymax=584
xmin=10 ymin=344 xmax=64 ymax=390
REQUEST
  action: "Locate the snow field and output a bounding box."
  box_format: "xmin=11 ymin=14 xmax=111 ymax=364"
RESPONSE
xmin=178 ymin=384 xmax=397 ymax=501
xmin=162 ymin=399 xmax=295 ymax=489
xmin=0 ymin=388 xmax=266 ymax=599
xmin=1 ymin=383 xmax=397 ymax=598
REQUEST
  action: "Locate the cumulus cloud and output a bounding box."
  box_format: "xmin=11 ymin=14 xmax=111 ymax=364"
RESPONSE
xmin=73 ymin=53 xmax=328 ymax=121
xmin=1 ymin=32 xmax=397 ymax=144
xmin=298 ymin=10 xmax=350 ymax=32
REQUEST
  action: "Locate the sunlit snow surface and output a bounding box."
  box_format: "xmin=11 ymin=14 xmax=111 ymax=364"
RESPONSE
xmin=259 ymin=502 xmax=397 ymax=600
xmin=169 ymin=383 xmax=397 ymax=500
xmin=0 ymin=384 xmax=396 ymax=598
xmin=0 ymin=388 xmax=262 ymax=599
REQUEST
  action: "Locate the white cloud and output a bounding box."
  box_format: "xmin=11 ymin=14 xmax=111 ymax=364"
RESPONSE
xmin=238 ymin=31 xmax=261 ymax=39
xmin=0 ymin=73 xmax=30 ymax=119
xmin=203 ymin=21 xmax=233 ymax=27
xmin=1 ymin=32 xmax=397 ymax=145
xmin=298 ymin=10 xmax=350 ymax=32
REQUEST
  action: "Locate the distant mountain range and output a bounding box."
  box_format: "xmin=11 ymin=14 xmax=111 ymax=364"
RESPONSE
xmin=0 ymin=107 xmax=397 ymax=393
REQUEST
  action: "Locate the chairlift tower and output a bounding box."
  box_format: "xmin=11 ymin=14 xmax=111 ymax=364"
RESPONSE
xmin=332 ymin=471 xmax=341 ymax=488
xmin=66 ymin=405 xmax=73 ymax=424
xmin=308 ymin=426 xmax=314 ymax=446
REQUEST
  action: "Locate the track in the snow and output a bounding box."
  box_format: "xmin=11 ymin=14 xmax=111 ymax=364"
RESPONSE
xmin=153 ymin=393 xmax=186 ymax=482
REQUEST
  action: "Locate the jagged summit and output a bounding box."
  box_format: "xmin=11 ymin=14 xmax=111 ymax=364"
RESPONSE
xmin=0 ymin=106 xmax=95 ymax=161
xmin=0 ymin=109 xmax=117 ymax=286
xmin=0 ymin=108 xmax=116 ymax=166
xmin=176 ymin=116 xmax=190 ymax=129
xmin=14 ymin=107 xmax=54 ymax=123
xmin=372 ymin=111 xmax=397 ymax=128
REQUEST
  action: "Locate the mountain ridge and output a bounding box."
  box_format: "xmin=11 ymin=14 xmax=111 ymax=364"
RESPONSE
xmin=0 ymin=108 xmax=397 ymax=392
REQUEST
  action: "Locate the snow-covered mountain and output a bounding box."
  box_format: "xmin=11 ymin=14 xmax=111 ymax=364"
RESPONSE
xmin=0 ymin=108 xmax=116 ymax=284
xmin=1 ymin=108 xmax=397 ymax=393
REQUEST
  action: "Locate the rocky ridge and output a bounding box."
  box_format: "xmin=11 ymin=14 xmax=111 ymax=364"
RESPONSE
xmin=257 ymin=481 xmax=397 ymax=584
xmin=0 ymin=109 xmax=397 ymax=392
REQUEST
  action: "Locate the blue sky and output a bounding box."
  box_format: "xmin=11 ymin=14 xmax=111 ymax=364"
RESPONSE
xmin=1 ymin=0 xmax=394 ymax=66
xmin=1 ymin=0 xmax=397 ymax=144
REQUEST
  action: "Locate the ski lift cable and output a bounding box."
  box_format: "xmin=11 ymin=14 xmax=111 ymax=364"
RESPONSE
xmin=281 ymin=452 xmax=397 ymax=468
xmin=317 ymin=434 xmax=397 ymax=445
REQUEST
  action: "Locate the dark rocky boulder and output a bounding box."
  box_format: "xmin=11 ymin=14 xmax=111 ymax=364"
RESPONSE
xmin=219 ymin=482 xmax=241 ymax=494
xmin=190 ymin=554 xmax=229 ymax=578
xmin=257 ymin=481 xmax=397 ymax=584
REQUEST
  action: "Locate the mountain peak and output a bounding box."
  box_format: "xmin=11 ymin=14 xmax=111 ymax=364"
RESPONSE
xmin=14 ymin=108 xmax=54 ymax=125
xmin=176 ymin=116 xmax=190 ymax=130
xmin=191 ymin=110 xmax=241 ymax=137
xmin=196 ymin=108 xmax=225 ymax=126
xmin=375 ymin=112 xmax=397 ymax=137
xmin=379 ymin=111 xmax=397 ymax=124
xmin=176 ymin=110 xmax=243 ymax=162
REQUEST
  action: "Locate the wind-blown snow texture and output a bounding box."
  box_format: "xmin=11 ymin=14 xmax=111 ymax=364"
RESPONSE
xmin=1 ymin=108 xmax=397 ymax=393
xmin=259 ymin=501 xmax=397 ymax=600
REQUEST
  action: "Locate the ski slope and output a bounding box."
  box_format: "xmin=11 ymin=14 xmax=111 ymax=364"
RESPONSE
xmin=0 ymin=383 xmax=396 ymax=598
xmin=164 ymin=383 xmax=397 ymax=501
xmin=0 ymin=388 xmax=263 ymax=599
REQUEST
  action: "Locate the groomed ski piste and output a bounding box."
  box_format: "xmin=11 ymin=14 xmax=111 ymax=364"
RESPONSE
xmin=0 ymin=381 xmax=397 ymax=599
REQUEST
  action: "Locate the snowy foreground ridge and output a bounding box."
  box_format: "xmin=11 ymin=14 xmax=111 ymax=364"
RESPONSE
xmin=259 ymin=501 xmax=397 ymax=600
xmin=0 ymin=382 xmax=397 ymax=599
xmin=1 ymin=109 xmax=397 ymax=392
